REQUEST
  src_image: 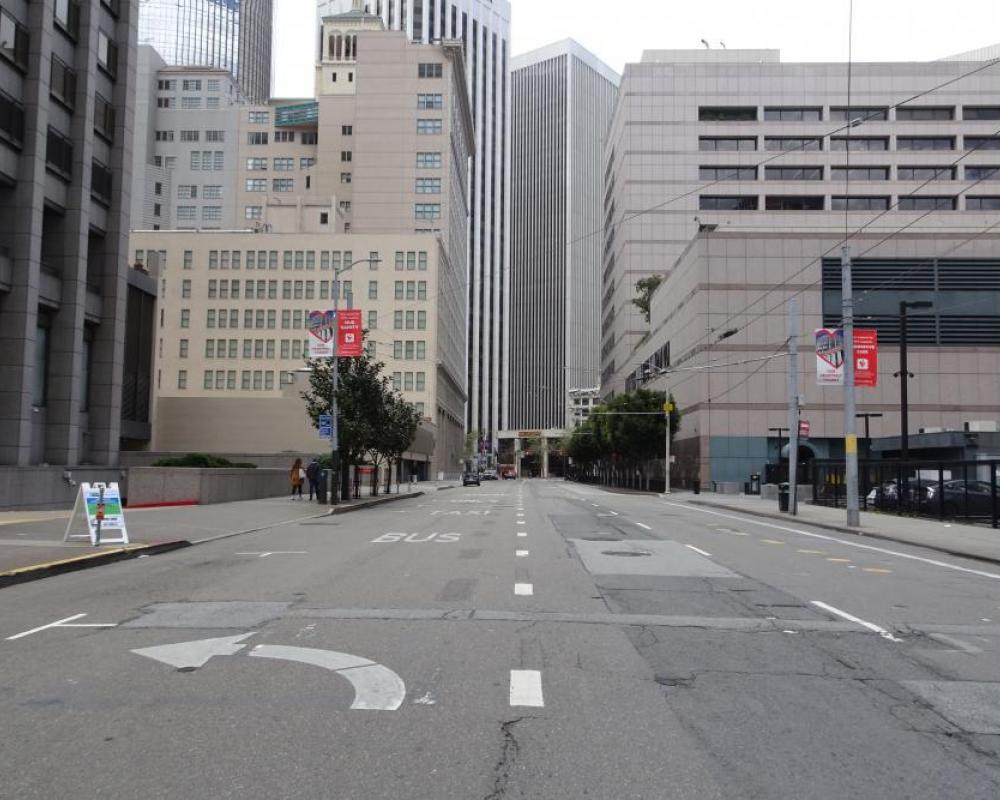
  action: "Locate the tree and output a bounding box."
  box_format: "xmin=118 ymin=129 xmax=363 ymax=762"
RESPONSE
xmin=632 ymin=275 xmax=664 ymax=323
xmin=374 ymin=391 xmax=422 ymax=493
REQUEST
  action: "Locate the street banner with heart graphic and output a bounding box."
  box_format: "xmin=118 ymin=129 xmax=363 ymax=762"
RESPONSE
xmin=307 ymin=310 xmax=336 ymax=358
xmin=816 ymin=328 xmax=878 ymax=387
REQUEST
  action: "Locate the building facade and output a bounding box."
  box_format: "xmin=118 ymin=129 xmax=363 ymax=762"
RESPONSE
xmin=318 ymin=0 xmax=511 ymax=454
xmin=601 ymin=49 xmax=1000 ymax=398
xmin=0 ymin=0 xmax=140 ymax=486
xmin=508 ymin=39 xmax=618 ymax=432
xmin=138 ymin=0 xmax=273 ymax=102
xmin=131 ymin=231 xmax=467 ymax=477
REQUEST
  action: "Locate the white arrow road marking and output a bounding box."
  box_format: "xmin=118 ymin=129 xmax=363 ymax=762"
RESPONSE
xmin=6 ymin=613 xmax=117 ymax=641
xmin=131 ymin=633 xmax=254 ymax=669
xmin=250 ymin=645 xmax=406 ymax=711
xmin=810 ymin=601 xmax=903 ymax=643
xmin=510 ymin=670 xmax=544 ymax=707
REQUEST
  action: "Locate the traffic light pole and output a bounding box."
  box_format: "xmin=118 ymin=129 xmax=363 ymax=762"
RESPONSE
xmin=842 ymin=246 xmax=860 ymax=528
xmin=787 ymin=298 xmax=799 ymax=515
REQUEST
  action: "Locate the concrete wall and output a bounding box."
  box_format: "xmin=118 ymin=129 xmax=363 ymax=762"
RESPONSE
xmin=0 ymin=468 xmax=124 ymax=511
xmin=126 ymin=467 xmax=290 ymax=506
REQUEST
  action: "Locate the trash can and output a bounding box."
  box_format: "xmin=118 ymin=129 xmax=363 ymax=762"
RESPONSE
xmin=750 ymin=473 xmax=761 ymax=496
xmin=778 ymin=482 xmax=790 ymax=513
xmin=692 ymin=479 xmax=701 ymax=495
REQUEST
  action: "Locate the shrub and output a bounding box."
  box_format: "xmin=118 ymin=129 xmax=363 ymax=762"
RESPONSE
xmin=151 ymin=453 xmax=256 ymax=469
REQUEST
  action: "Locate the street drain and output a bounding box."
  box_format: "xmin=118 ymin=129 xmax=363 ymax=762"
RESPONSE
xmin=601 ymin=550 xmax=652 ymax=557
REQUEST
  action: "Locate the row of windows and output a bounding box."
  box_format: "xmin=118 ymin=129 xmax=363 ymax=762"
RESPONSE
xmin=162 ymin=249 xmax=430 ymax=273
xmin=245 ymin=178 xmax=296 ymax=192
xmin=392 ymin=372 xmax=427 ymax=392
xmin=157 ymin=79 xmax=219 ymax=93
xmin=181 ymin=371 xmax=427 ymax=407
xmin=177 ymin=184 xmax=223 ymax=199
xmin=246 ymin=157 xmax=315 ymax=171
xmin=417 ymin=119 xmax=443 ymax=135
xmin=393 ymin=310 xmax=429 ymax=330
xmin=698 ymin=194 xmax=1000 ymax=211
xmin=698 ymin=105 xmax=1000 ymax=123
xmin=176 ymin=205 xmax=222 ymax=221
xmin=158 ymin=96 xmax=222 ymax=110
xmin=699 ymin=135 xmax=1000 ymax=152
xmin=699 ymin=165 xmax=1000 ymax=182
xmin=247 ymin=131 xmax=319 ymax=146
xmin=206 ymin=278 xmax=429 ymax=301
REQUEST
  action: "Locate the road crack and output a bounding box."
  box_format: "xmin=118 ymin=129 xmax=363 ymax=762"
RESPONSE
xmin=483 ymin=716 xmax=532 ymax=799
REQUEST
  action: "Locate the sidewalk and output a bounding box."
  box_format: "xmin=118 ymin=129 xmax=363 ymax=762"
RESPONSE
xmin=0 ymin=481 xmax=452 ymax=586
xmin=681 ymin=492 xmax=1000 ymax=566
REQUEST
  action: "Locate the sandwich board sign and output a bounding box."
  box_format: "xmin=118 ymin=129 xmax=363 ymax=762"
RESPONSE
xmin=63 ymin=483 xmax=130 ymax=546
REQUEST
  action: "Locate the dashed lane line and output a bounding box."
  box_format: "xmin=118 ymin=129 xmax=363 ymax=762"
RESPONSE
xmin=510 ymin=670 xmax=545 ymax=707
xmin=811 ymin=600 xmax=903 ymax=643
xmin=516 ymin=550 xmax=529 ymax=557
xmin=685 ymin=545 xmax=713 ymax=558
xmin=761 ymin=539 xmax=786 ymax=545
xmin=635 ymin=522 xmax=652 ymax=531
xmin=514 ymin=583 xmax=534 ymax=596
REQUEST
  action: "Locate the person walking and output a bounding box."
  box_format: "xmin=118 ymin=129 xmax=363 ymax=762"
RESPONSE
xmin=306 ymin=458 xmax=321 ymax=501
xmin=290 ymin=458 xmax=305 ymax=500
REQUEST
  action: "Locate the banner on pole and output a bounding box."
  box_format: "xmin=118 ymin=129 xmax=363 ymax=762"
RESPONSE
xmin=306 ymin=310 xmax=336 ymax=358
xmin=338 ymin=309 xmax=364 ymax=357
xmin=815 ymin=328 xmax=878 ymax=387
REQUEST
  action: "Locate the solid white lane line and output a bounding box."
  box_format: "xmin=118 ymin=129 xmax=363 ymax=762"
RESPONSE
xmin=635 ymin=522 xmax=652 ymax=531
xmin=517 ymin=532 xmax=528 ymax=538
xmin=516 ymin=550 xmax=529 ymax=557
xmin=667 ymin=502 xmax=1000 ymax=582
xmin=686 ymin=545 xmax=713 ymax=558
xmin=5 ymin=613 xmax=116 ymax=641
xmin=509 ymin=670 xmax=545 ymax=707
xmin=514 ymin=583 xmax=534 ymax=596
xmin=811 ymin=601 xmax=903 ymax=643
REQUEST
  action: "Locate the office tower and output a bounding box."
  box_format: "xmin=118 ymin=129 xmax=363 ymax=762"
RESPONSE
xmin=508 ymin=40 xmax=618 ymax=433
xmin=0 ymin=0 xmax=142 ymax=503
xmin=138 ymin=0 xmax=273 ymax=102
xmin=318 ymin=0 xmax=512 ymax=454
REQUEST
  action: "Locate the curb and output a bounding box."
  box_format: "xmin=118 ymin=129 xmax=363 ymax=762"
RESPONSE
xmin=0 ymin=540 xmax=192 ymax=590
xmin=686 ymin=499 xmax=1000 ymax=568
xmin=326 ymin=490 xmax=425 ymax=515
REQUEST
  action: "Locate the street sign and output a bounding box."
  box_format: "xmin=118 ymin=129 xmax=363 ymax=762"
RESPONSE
xmin=799 ymin=420 xmax=811 ymax=438
xmin=307 ymin=310 xmax=336 ymax=358
xmin=815 ymin=328 xmax=878 ymax=387
xmin=319 ymin=414 xmax=332 ymax=440
xmin=338 ymin=309 xmax=364 ymax=357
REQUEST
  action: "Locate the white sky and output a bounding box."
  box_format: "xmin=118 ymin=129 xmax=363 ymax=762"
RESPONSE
xmin=273 ymin=0 xmax=1000 ymax=96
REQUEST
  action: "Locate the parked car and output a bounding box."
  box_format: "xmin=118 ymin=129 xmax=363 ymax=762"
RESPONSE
xmin=501 ymin=466 xmax=517 ymax=480
xmin=462 ymin=470 xmax=481 ymax=487
xmin=481 ymin=469 xmax=499 ymax=481
xmin=929 ymin=480 xmax=998 ymax=517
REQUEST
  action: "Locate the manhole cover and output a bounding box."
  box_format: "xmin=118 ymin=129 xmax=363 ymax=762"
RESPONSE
xmin=601 ymin=550 xmax=652 ymax=557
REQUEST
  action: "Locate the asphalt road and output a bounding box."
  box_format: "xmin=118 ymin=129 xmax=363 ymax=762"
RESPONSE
xmin=2 ymin=481 xmax=999 ymax=799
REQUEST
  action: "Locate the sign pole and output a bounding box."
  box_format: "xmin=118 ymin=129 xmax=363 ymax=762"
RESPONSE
xmin=663 ymin=400 xmax=673 ymax=495
xmin=842 ymin=246 xmax=860 ymax=527
xmin=330 ymin=284 xmax=340 ymax=506
xmin=787 ymin=299 xmax=799 ymax=515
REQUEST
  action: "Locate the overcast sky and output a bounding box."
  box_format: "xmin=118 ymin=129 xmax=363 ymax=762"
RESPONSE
xmin=273 ymin=0 xmax=1000 ymax=96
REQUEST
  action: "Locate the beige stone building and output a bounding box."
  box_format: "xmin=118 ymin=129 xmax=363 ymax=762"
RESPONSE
xmin=132 ymin=231 xmax=466 ymax=477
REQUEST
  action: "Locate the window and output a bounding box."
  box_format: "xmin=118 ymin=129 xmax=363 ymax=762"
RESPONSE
xmin=416 ymin=372 xmax=426 ymax=391
xmin=392 ymin=372 xmax=402 ymax=391
xmin=320 ymin=212 xmax=329 ymax=225
xmin=897 ymin=106 xmax=954 ymax=121
xmin=176 ymin=205 xmax=196 ymax=221
xmin=205 ymin=340 xmax=216 ymax=359
xmin=340 ymin=172 xmax=352 ymax=184
xmin=207 ymin=79 xmax=220 ymax=92
xmin=898 ymin=196 xmax=957 ymax=211
xmin=964 ymin=106 xmax=1000 ymax=121
xmin=245 ymin=206 xmax=263 ymax=220
xmin=241 ymin=371 xmax=251 ymax=390
xmin=155 ymin=130 xmax=174 ymax=142
xmin=204 ymin=371 xmax=213 ymax=390
xmin=765 ymin=196 xmax=824 ymax=211
xmin=341 ymin=125 xmax=353 ymax=136
xmin=965 ymin=166 xmax=1000 ymax=180
xmin=416 ymin=341 xmax=426 ymax=360
xmin=180 ymin=309 xmax=190 ymax=328
xmin=830 ymin=136 xmax=888 ymax=151
xmin=765 ymin=137 xmax=823 ymax=151
xmin=417 ymin=119 xmax=443 ymax=135
xmin=183 ymin=251 xmax=193 ymax=270
xmin=699 ymin=166 xmax=756 ymax=181
xmin=202 ymin=206 xmax=221 ymax=222
xmin=417 ymin=281 xmax=427 ymax=300
xmin=181 ymin=279 xmax=192 ymax=299
xmin=831 ymin=196 xmax=890 ymax=211
xmin=301 ymin=132 xmax=318 ymax=145
xmin=178 ymin=370 xmax=188 ymax=389
xmin=368 ymin=310 xmax=378 ymax=329
xmin=699 ymin=107 xmax=757 ymax=122
xmin=97 ymin=31 xmax=118 ymax=79
xmin=418 ymin=63 xmax=443 ymax=78
xmin=966 ymin=136 xmax=1000 ymax=151
xmin=205 ymin=130 xmax=224 ymax=142
xmin=246 ymin=157 xmax=268 ymax=171
xmin=274 ymin=131 xmax=295 ymax=143
xmin=158 ymin=80 xmax=176 ymax=91
xmin=190 ymin=151 xmax=201 ymax=170
xmin=246 ymin=178 xmax=267 ymax=192
xmin=94 ymin=93 xmax=115 ymax=142
xmin=417 ymin=311 xmax=427 ymax=330
xmin=404 ymin=372 xmax=414 ymax=390
xmin=418 ymin=252 xmax=428 ymax=271
xmin=341 ymin=151 xmax=352 ymax=162
xmin=49 ymin=55 xmax=77 ymax=110
xmin=181 ymin=96 xmax=202 ymax=110
xmin=898 ymin=136 xmax=955 ymax=151
xmin=203 ymin=185 xmax=222 ymax=200
xmin=369 ymin=281 xmax=378 ymax=300
xmin=249 ymin=110 xmax=270 ymax=124
xmin=178 ymin=185 xmax=198 ymax=199
xmin=417 ymin=93 xmax=443 ymax=109
xmin=416 ymin=177 xmax=442 ymax=193
xmin=339 ymin=201 xmax=351 ymax=212
xmin=301 ymin=157 xmax=316 ymax=168
xmin=182 ymin=79 xmax=202 ymax=91
xmin=247 ymin=132 xmax=269 ymax=145
xmin=54 ymin=0 xmax=81 ymax=39
xmin=831 ymin=166 xmax=890 ymax=181
xmin=765 ymin=166 xmax=823 ymax=181
xmin=157 ymin=97 xmax=175 ymax=108
xmin=417 ymin=152 xmax=442 ymax=168
xmin=764 ymin=107 xmax=822 ymax=121
xmin=272 ymin=179 xmax=294 ymax=192
xmin=700 ymin=136 xmax=756 ymax=152
xmin=406 ymin=281 xmax=416 ymax=300
xmin=898 ymin=166 xmax=956 ymax=181
xmin=967 ymin=197 xmax=1000 ymax=210
xmin=830 ymin=106 xmax=888 ymax=122
xmin=699 ymin=196 xmax=758 ymax=210
xmin=415 ymin=203 xmax=441 ymax=220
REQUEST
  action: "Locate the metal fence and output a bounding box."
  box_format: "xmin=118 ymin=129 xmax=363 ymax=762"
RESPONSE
xmin=812 ymin=459 xmax=1000 ymax=528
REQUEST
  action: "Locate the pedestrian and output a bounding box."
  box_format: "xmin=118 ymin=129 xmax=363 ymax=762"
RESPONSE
xmin=290 ymin=458 xmax=305 ymax=500
xmin=306 ymin=458 xmax=321 ymax=501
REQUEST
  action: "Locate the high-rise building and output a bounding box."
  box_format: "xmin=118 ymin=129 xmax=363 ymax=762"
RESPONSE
xmin=507 ymin=39 xmax=618 ymax=433
xmin=138 ymin=0 xmax=273 ymax=102
xmin=0 ymin=0 xmax=143 ymax=505
xmin=318 ymin=0 xmax=512 ymax=454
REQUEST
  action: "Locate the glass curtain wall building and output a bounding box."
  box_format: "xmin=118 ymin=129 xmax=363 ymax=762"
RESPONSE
xmin=318 ymin=0 xmax=512 ymax=455
xmin=139 ymin=0 xmax=273 ymax=101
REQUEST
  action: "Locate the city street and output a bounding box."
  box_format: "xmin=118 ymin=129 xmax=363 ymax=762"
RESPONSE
xmin=2 ymin=480 xmax=1000 ymax=799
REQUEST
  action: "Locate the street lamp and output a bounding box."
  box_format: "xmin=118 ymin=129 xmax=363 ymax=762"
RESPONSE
xmin=895 ymin=300 xmax=933 ymax=462
xmin=639 ymin=366 xmax=675 ymax=494
xmin=328 ymin=256 xmax=380 ymax=504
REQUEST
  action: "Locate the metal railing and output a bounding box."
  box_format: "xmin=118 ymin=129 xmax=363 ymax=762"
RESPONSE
xmin=812 ymin=459 xmax=1000 ymax=528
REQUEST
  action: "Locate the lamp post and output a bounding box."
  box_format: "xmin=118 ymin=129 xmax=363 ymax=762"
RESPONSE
xmin=328 ymin=256 xmax=380 ymax=505
xmin=896 ymin=300 xmax=933 ymax=462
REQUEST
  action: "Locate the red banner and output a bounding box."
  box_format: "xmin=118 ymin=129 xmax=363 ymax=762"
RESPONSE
xmin=854 ymin=329 xmax=878 ymax=388
xmin=338 ymin=309 xmax=364 ymax=357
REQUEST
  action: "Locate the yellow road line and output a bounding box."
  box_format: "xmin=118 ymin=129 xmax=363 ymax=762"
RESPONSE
xmin=797 ymin=549 xmax=827 ymax=555
xmin=862 ymin=567 xmax=893 ymax=574
xmin=827 ymin=557 xmax=852 ymax=564
xmin=760 ymin=539 xmax=785 ymax=545
xmin=0 ymin=547 xmax=140 ymax=577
